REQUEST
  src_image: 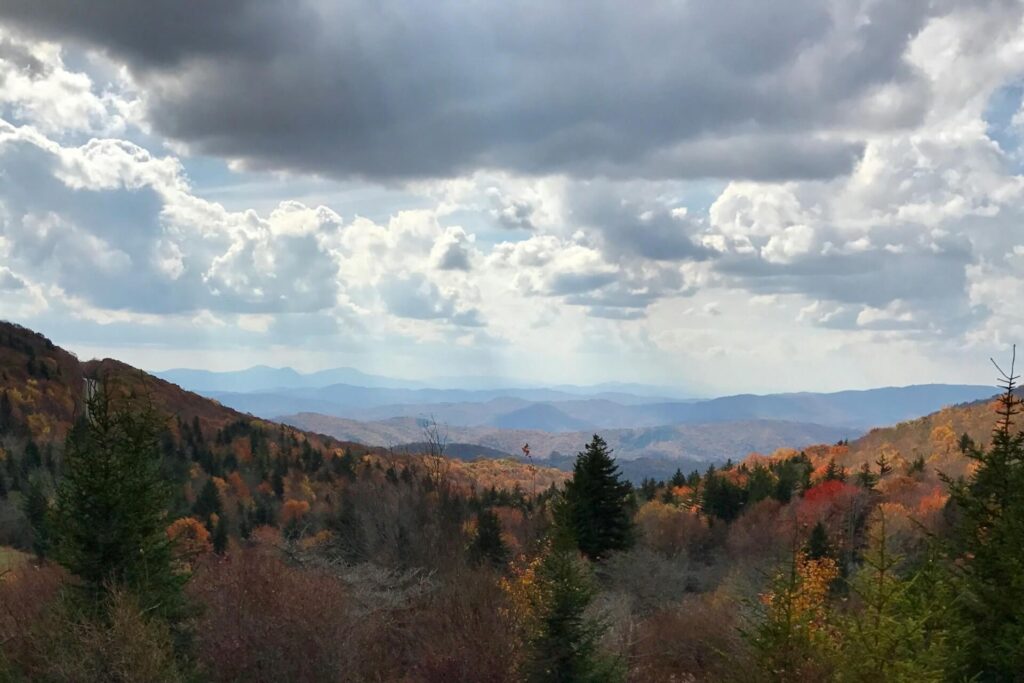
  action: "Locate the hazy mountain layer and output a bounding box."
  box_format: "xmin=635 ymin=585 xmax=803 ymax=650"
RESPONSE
xmin=282 ymin=413 xmax=854 ymax=464
xmin=205 ymin=383 xmax=996 ymax=433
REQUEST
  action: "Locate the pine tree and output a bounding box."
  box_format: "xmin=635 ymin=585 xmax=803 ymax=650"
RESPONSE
xmin=943 ymin=353 xmax=1024 ymax=678
xmin=822 ymin=458 xmax=846 ymax=482
xmin=702 ymin=471 xmax=747 ymax=521
xmin=212 ymin=514 xmax=229 ymax=555
xmin=50 ymin=382 xmax=186 ymax=620
xmin=524 ymin=547 xmax=623 ymax=682
xmin=5 ymin=451 xmax=19 ymax=491
xmin=21 ymin=439 xmax=41 ymax=475
xmin=469 ymin=507 xmax=509 ymax=568
xmin=836 ymin=509 xmax=950 ymax=681
xmin=669 ymin=468 xmax=687 ymax=488
xmin=0 ymin=390 xmax=12 ymax=433
xmin=855 ymin=463 xmax=878 ymax=490
xmin=746 ymin=542 xmax=838 ymax=681
xmin=193 ymin=478 xmax=223 ymax=523
xmin=660 ymin=487 xmax=676 ymax=505
xmin=747 ymin=463 xmax=776 ymax=504
xmin=558 ymin=435 xmax=634 ymax=560
xmin=805 ymin=521 xmax=831 ymax=560
xmin=23 ymin=474 xmax=50 ymax=560
xmin=875 ymin=453 xmax=893 ymax=479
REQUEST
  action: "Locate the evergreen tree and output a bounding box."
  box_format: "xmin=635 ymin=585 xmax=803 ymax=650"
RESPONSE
xmin=328 ymin=498 xmax=366 ymax=563
xmin=660 ymin=487 xmax=676 ymax=505
xmin=469 ymin=507 xmax=509 ymax=568
xmin=669 ymin=468 xmax=687 ymax=488
xmin=875 ymin=453 xmax=893 ymax=479
xmin=773 ymin=461 xmax=804 ymax=503
xmin=746 ymin=464 xmax=776 ymax=504
xmin=558 ymin=435 xmax=634 ymax=560
xmin=0 ymin=472 xmax=6 ymax=500
xmin=837 ymin=509 xmax=950 ymax=681
xmin=525 ymin=547 xmax=623 ymax=682
xmin=271 ymin=469 xmax=286 ymax=497
xmin=805 ymin=521 xmax=831 ymax=560
xmin=944 ymin=357 xmax=1024 ymax=678
xmin=702 ymin=472 xmax=746 ymax=522
xmin=193 ymin=478 xmax=222 ymax=522
xmin=0 ymin=390 xmax=12 ymax=433
xmin=855 ymin=463 xmax=878 ymax=490
xmin=822 ymin=458 xmax=847 ymax=482
xmin=50 ymin=383 xmax=185 ymax=620
xmin=5 ymin=451 xmax=19 ymax=491
xmin=639 ymin=477 xmax=657 ymax=501
xmin=212 ymin=514 xmax=229 ymax=555
xmin=746 ymin=543 xmax=838 ymax=681
xmin=23 ymin=474 xmax=50 ymax=560
xmin=20 ymin=439 xmax=41 ymax=476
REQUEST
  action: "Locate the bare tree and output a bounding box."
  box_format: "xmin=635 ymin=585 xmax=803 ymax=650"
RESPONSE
xmin=421 ymin=415 xmax=451 ymax=491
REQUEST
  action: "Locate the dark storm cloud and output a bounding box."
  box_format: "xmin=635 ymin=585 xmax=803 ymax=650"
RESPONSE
xmin=0 ymin=0 xmax=940 ymax=181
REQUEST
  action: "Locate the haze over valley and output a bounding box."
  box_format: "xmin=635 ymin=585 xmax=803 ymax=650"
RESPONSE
xmin=155 ymin=365 xmax=997 ymax=476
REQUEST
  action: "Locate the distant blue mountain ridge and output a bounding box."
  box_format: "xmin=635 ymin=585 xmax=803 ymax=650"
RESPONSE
xmin=156 ymin=366 xmax=997 ymax=434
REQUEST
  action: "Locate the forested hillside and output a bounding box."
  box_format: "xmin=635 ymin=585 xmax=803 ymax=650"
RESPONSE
xmin=3 ymin=321 xmax=1024 ymax=681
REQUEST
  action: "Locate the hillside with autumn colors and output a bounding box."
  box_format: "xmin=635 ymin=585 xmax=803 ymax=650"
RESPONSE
xmin=3 ymin=319 xmax=1024 ymax=682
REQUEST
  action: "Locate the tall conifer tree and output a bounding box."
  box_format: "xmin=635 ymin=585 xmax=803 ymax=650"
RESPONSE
xmin=559 ymin=435 xmax=634 ymax=560
xmin=944 ymin=352 xmax=1024 ymax=678
xmin=51 ymin=382 xmax=185 ymax=620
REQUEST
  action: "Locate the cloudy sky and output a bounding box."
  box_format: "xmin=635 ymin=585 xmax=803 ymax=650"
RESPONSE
xmin=0 ymin=1 xmax=1022 ymax=394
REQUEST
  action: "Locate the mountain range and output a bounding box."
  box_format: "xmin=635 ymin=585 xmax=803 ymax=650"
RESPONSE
xmin=281 ymin=412 xmax=854 ymax=468
xmin=175 ymin=374 xmax=994 ymax=431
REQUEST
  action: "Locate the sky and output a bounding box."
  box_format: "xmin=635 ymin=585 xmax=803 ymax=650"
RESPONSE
xmin=0 ymin=1 xmax=1022 ymax=394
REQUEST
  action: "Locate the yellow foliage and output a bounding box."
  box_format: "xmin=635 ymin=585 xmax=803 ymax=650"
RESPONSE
xmin=166 ymin=517 xmax=211 ymax=561
xmin=499 ymin=552 xmax=546 ymax=638
xmin=929 ymin=423 xmax=958 ymax=459
xmin=211 ymin=476 xmax=229 ymax=499
xmin=761 ymin=552 xmax=839 ymax=633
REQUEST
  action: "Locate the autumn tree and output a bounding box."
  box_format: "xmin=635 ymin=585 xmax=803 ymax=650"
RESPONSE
xmin=166 ymin=516 xmax=212 ymax=563
xmin=50 ymin=382 xmax=186 ymax=620
xmin=747 ymin=544 xmax=839 ymax=681
xmin=558 ymin=435 xmax=634 ymax=560
xmin=943 ymin=353 xmax=1024 ymax=678
xmin=519 ymin=546 xmax=623 ymax=682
